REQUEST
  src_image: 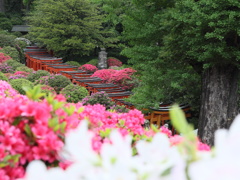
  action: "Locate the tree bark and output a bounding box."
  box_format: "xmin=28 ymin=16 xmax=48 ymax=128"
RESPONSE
xmin=0 ymin=0 xmax=5 ymax=13
xmin=198 ymin=64 xmax=239 ymax=146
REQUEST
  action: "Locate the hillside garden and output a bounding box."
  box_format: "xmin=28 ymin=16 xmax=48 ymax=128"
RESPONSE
xmin=0 ymin=0 xmax=240 ymax=179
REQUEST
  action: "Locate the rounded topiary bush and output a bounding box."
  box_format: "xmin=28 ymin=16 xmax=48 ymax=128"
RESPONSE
xmin=0 ymin=63 xmax=14 ymax=73
xmin=27 ymin=70 xmax=50 ymax=82
xmin=0 ymin=33 xmax=16 ymax=47
xmin=107 ymin=57 xmax=122 ymax=67
xmin=87 ymin=59 xmax=98 ymax=66
xmin=0 ymin=72 xmax=8 ymax=81
xmin=5 ymin=59 xmax=24 ymax=70
xmin=78 ymin=64 xmax=98 ymax=73
xmin=0 ymin=46 xmax=20 ymax=62
xmin=60 ymin=84 xmax=89 ymax=103
xmin=10 ymin=78 xmax=33 ymax=95
xmin=34 ymin=74 xmax=71 ymax=93
xmin=16 ymin=66 xmax=33 ymax=73
xmin=40 ymin=85 xmax=56 ymax=95
xmin=65 ymin=61 xmax=81 ymax=67
xmin=82 ymin=91 xmax=114 ymax=109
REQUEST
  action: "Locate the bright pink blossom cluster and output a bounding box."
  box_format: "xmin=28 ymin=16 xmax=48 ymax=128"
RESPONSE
xmin=91 ymin=68 xmax=137 ymax=90
xmin=78 ymin=64 xmax=98 ymax=73
xmin=107 ymin=58 xmax=122 ymax=67
xmin=0 ymin=52 xmax=11 ymax=64
xmin=0 ymin=81 xmax=210 ymax=179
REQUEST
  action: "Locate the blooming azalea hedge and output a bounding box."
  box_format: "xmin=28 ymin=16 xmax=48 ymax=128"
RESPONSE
xmin=22 ymin=107 xmax=240 ymax=180
xmin=0 ymin=80 xmax=209 ymax=179
xmin=91 ymin=68 xmax=138 ymax=90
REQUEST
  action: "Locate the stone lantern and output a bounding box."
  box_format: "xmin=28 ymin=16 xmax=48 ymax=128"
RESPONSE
xmin=98 ymin=48 xmax=108 ymax=69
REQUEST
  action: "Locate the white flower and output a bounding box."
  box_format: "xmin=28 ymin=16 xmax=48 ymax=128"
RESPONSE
xmin=134 ymin=133 xmax=187 ymax=180
xmin=189 ymin=114 xmax=240 ymax=180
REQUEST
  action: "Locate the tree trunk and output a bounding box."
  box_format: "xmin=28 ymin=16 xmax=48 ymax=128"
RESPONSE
xmin=198 ymin=64 xmax=239 ymax=146
xmin=0 ymin=0 xmax=5 ymax=13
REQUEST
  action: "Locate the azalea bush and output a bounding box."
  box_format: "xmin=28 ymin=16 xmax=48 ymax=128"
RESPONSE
xmin=78 ymin=64 xmax=98 ymax=73
xmin=0 ymin=63 xmax=14 ymax=73
xmin=60 ymin=84 xmax=89 ymax=103
xmin=107 ymin=57 xmax=122 ymax=67
xmin=22 ymin=105 xmax=217 ymax=180
xmin=27 ymin=70 xmax=50 ymax=83
xmin=0 ymin=46 xmax=20 ymax=62
xmin=0 ymin=72 xmax=8 ymax=81
xmin=8 ymin=71 xmax=30 ymax=80
xmin=0 ymin=80 xmax=210 ymax=180
xmin=40 ymin=85 xmax=56 ymax=95
xmin=82 ymin=91 xmax=115 ymax=109
xmin=4 ymin=59 xmax=24 ymax=70
xmin=0 ymin=52 xmax=11 ymax=63
xmin=65 ymin=61 xmax=81 ymax=67
xmin=16 ymin=66 xmax=33 ymax=73
xmin=10 ymin=79 xmax=34 ymax=95
xmin=34 ymin=74 xmax=71 ymax=93
xmin=87 ymin=59 xmax=98 ymax=66
xmin=91 ymin=68 xmax=139 ymax=90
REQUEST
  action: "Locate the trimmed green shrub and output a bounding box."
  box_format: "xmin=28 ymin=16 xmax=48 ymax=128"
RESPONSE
xmin=82 ymin=91 xmax=114 ymax=109
xmin=10 ymin=79 xmax=33 ymax=95
xmin=0 ymin=46 xmax=20 ymax=62
xmin=60 ymin=84 xmax=88 ymax=103
xmin=87 ymin=59 xmax=98 ymax=66
xmin=16 ymin=66 xmax=33 ymax=73
xmin=5 ymin=60 xmax=24 ymax=70
xmin=65 ymin=61 xmax=81 ymax=67
xmin=27 ymin=70 xmax=50 ymax=82
xmin=0 ymin=63 xmax=14 ymax=73
xmin=0 ymin=34 xmax=16 ymax=47
xmin=40 ymin=85 xmax=56 ymax=95
xmin=109 ymin=105 xmax=130 ymax=113
xmin=0 ymin=72 xmax=8 ymax=81
xmin=34 ymin=74 xmax=71 ymax=93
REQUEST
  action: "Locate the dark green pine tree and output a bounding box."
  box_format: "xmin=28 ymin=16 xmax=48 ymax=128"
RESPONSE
xmin=27 ymin=0 xmax=117 ymax=58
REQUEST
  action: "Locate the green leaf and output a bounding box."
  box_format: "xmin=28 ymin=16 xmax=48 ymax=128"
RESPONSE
xmin=24 ymin=124 xmax=33 ymax=137
xmin=23 ymin=85 xmax=46 ymax=101
xmin=170 ymin=104 xmax=191 ymax=134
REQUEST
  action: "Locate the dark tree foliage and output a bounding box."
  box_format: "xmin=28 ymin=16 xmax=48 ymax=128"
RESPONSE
xmin=162 ymin=0 xmax=240 ymax=145
xmin=27 ymin=0 xmax=118 ymax=59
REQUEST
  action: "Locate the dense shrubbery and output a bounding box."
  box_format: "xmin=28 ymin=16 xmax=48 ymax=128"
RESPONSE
xmin=87 ymin=59 xmax=98 ymax=66
xmin=34 ymin=74 xmax=71 ymax=93
xmin=8 ymin=71 xmax=29 ymax=80
xmin=65 ymin=61 xmax=81 ymax=67
xmin=107 ymin=57 xmax=122 ymax=67
xmin=5 ymin=59 xmax=24 ymax=70
xmin=40 ymin=85 xmax=56 ymax=95
xmin=82 ymin=91 xmax=115 ymax=109
xmin=10 ymin=78 xmax=34 ymax=94
xmin=27 ymin=70 xmax=50 ymax=82
xmin=0 ymin=72 xmax=8 ymax=81
xmin=16 ymin=66 xmax=33 ymax=73
xmin=60 ymin=84 xmax=89 ymax=103
xmin=78 ymin=64 xmax=98 ymax=73
xmin=0 ymin=33 xmax=16 ymax=47
xmin=0 ymin=63 xmax=14 ymax=73
xmin=0 ymin=46 xmax=20 ymax=62
xmin=91 ymin=68 xmax=139 ymax=90
xmin=0 ymin=52 xmax=11 ymax=63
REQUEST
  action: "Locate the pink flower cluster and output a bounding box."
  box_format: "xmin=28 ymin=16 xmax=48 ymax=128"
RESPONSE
xmin=91 ymin=68 xmax=137 ymax=90
xmin=107 ymin=58 xmax=122 ymax=67
xmin=0 ymin=52 xmax=11 ymax=64
xmin=0 ymin=80 xmax=210 ymax=179
xmin=78 ymin=64 xmax=98 ymax=73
